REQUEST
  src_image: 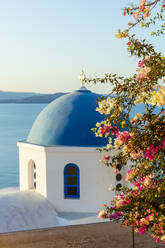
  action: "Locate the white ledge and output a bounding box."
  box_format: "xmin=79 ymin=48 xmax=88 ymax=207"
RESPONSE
xmin=17 ymin=141 xmax=105 ymax=153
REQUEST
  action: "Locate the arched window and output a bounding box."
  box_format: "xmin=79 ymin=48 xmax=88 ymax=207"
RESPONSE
xmin=64 ymin=163 xmax=80 ymax=199
xmin=33 ymin=163 xmax=36 ymax=189
xmin=115 ymin=164 xmax=122 ymax=192
xmin=28 ymin=160 xmax=36 ymax=190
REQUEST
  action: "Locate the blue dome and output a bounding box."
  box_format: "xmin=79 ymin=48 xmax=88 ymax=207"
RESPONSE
xmin=27 ymin=87 xmax=107 ymax=147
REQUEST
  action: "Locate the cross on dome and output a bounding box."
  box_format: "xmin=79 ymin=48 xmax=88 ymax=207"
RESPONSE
xmin=78 ymin=70 xmax=86 ymax=87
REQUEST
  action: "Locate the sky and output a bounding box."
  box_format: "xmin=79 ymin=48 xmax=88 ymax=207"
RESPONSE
xmin=0 ymin=0 xmax=164 ymax=94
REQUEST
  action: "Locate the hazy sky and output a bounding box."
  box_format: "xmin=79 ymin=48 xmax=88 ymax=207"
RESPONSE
xmin=0 ymin=0 xmax=164 ymax=94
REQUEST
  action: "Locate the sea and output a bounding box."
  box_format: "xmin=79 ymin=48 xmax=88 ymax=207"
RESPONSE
xmin=0 ymin=103 xmax=160 ymax=190
xmin=0 ymin=104 xmax=46 ymax=189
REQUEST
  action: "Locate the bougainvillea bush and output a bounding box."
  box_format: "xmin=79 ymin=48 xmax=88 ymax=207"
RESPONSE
xmin=85 ymin=0 xmax=165 ymax=244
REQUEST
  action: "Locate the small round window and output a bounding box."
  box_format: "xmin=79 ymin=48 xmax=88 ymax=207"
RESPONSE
xmin=116 ymin=164 xmax=122 ymax=171
xmin=116 ymin=183 xmax=122 ymax=191
xmin=116 ymin=174 xmax=122 ymax=181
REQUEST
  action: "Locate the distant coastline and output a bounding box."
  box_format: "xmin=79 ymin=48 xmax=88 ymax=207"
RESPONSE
xmin=0 ymin=91 xmax=67 ymax=104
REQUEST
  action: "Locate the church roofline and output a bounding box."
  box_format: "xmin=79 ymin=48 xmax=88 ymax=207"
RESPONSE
xmin=17 ymin=141 xmax=105 ymax=153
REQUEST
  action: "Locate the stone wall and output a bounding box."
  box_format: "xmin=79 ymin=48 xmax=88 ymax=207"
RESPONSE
xmin=0 ymin=222 xmax=163 ymax=248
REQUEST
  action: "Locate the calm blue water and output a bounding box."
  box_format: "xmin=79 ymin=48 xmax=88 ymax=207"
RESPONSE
xmin=0 ymin=104 xmax=46 ymax=189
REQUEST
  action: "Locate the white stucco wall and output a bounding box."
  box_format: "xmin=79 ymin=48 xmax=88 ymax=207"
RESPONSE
xmin=17 ymin=142 xmax=47 ymax=197
xmin=17 ymin=143 xmax=125 ymax=213
xmin=45 ymin=147 xmax=116 ymax=213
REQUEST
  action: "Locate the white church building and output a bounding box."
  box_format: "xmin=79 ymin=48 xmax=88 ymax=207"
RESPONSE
xmin=17 ymin=86 xmax=125 ymax=213
xmin=0 ymin=84 xmax=126 ymax=233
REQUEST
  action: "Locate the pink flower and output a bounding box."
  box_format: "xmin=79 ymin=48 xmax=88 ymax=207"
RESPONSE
xmin=113 ymin=169 xmax=118 ymax=174
xmin=100 ymin=125 xmax=111 ymax=135
xmin=161 ymin=139 xmax=165 ymax=149
xmin=139 ymin=6 xmax=145 ymax=11
xmin=98 ymin=210 xmax=107 ymax=219
xmin=111 ymin=127 xmax=120 ymax=135
xmin=139 ymin=0 xmax=146 ymax=11
xmin=145 ymin=142 xmax=163 ymax=161
xmin=155 ymin=237 xmax=159 ymax=243
xmin=138 ymin=60 xmax=142 ymax=67
xmin=145 ymin=145 xmax=155 ymax=160
xmin=139 ymin=226 xmax=147 ymax=235
xmin=109 ymin=212 xmax=122 ymax=221
xmin=100 ymin=125 xmax=119 ymax=136
xmin=104 ymin=155 xmax=110 ymax=163
xmin=130 ymin=150 xmax=143 ymax=160
xmin=136 ymin=72 xmax=144 ymax=81
xmin=133 ymin=12 xmax=139 ymax=20
xmin=116 ymin=131 xmax=131 ymax=143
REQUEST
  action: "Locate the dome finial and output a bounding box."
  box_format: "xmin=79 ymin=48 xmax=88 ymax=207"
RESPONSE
xmin=78 ymin=70 xmax=86 ymax=87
